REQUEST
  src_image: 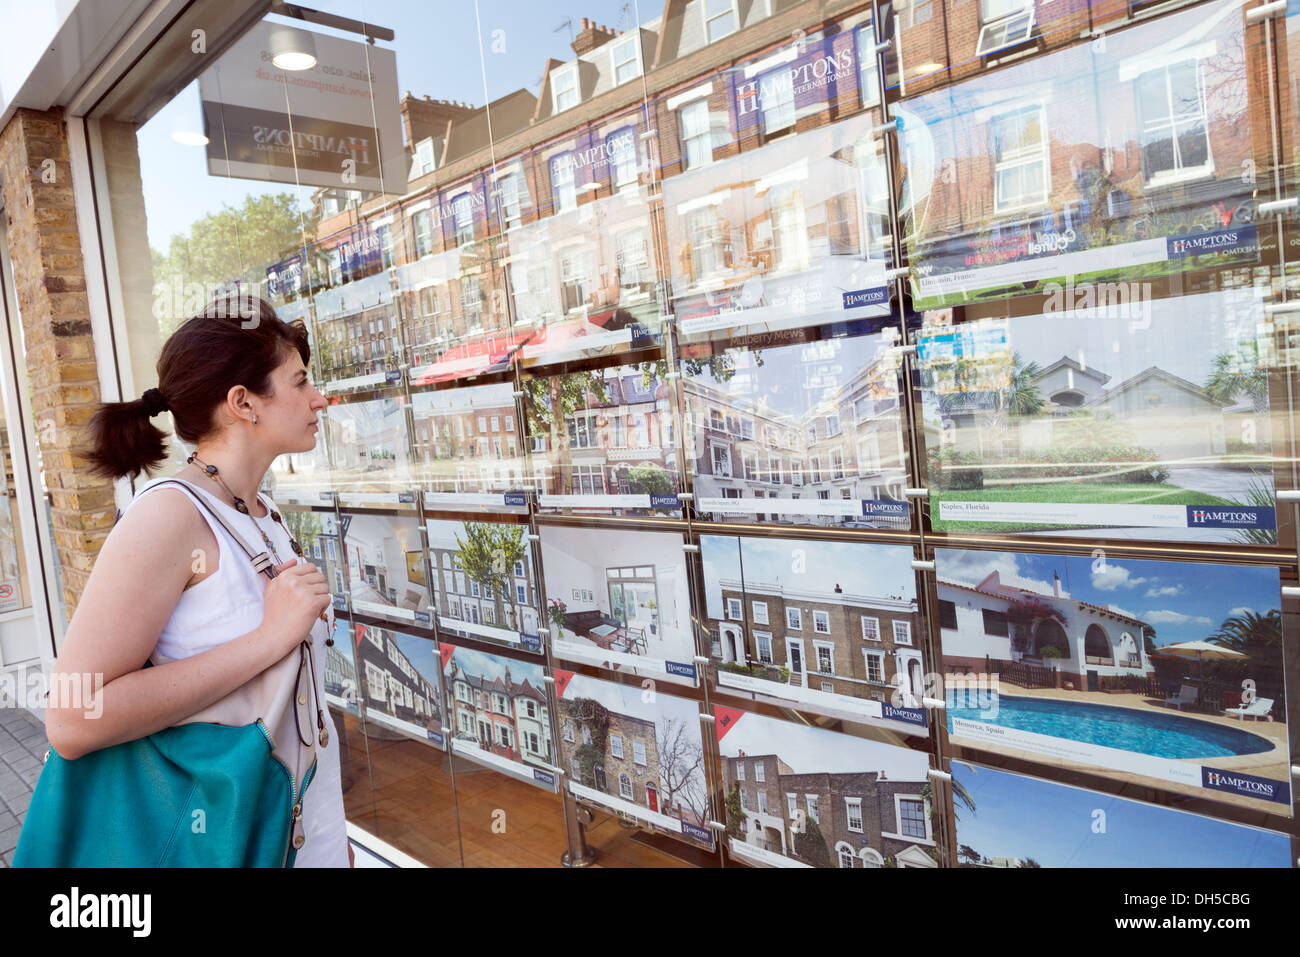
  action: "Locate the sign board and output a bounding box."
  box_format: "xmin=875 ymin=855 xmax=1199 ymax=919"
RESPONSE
xmin=199 ymin=21 xmax=406 ymax=195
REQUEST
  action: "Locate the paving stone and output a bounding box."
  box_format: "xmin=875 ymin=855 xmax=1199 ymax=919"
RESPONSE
xmin=0 ymin=824 xmax=21 ymax=854
xmin=4 ymin=792 xmax=30 ymax=818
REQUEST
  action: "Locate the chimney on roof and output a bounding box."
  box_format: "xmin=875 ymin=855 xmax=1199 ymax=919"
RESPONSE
xmin=400 ymin=92 xmax=476 ymax=148
xmin=573 ymin=16 xmax=617 ymax=55
xmin=834 ymin=583 xmax=843 ymax=593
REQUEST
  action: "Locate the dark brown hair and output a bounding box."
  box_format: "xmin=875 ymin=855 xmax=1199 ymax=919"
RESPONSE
xmin=86 ymin=296 xmax=311 ymax=480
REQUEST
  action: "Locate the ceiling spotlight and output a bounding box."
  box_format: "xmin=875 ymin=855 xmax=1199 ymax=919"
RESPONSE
xmin=270 ymin=25 xmax=317 ymax=70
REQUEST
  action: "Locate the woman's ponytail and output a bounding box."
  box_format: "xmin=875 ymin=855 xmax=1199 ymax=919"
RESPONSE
xmin=85 ymin=388 xmax=170 ymax=480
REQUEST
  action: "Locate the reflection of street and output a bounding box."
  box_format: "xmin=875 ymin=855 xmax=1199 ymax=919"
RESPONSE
xmin=1165 ymin=468 xmax=1270 ymax=499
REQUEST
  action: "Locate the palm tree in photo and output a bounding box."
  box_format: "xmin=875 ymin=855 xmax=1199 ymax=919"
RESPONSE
xmin=1204 ymin=343 xmax=1268 ymax=413
xmin=985 ymin=352 xmax=1045 ymax=456
xmin=1208 ymin=608 xmax=1285 ymax=705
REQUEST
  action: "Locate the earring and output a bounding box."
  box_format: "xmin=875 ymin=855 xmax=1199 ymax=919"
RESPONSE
xmin=252 ymin=414 xmax=258 ymax=425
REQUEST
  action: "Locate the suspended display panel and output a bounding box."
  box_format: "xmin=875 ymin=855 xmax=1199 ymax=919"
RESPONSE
xmin=714 ymin=705 xmax=936 ymax=868
xmin=950 ymin=761 xmax=1292 ymax=868
xmin=354 ymin=624 xmax=446 ymax=749
xmin=936 ymin=547 xmax=1291 ymax=815
xmin=341 ymin=512 xmax=434 ymax=629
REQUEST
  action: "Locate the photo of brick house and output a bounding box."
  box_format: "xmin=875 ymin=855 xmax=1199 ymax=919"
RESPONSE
xmin=354 ymin=624 xmax=441 ymax=735
xmin=409 ymin=382 xmax=528 ymax=495
xmin=523 ymin=362 xmax=678 ymax=509
xmin=323 ymin=616 xmax=360 ymax=715
xmin=683 ymin=333 xmax=908 ymax=526
xmin=557 ymin=673 xmax=709 ymax=834
xmin=443 ymin=646 xmax=553 ymax=768
xmin=715 ymin=706 xmax=936 ymax=867
xmin=702 ymin=534 xmax=921 ymax=707
xmin=426 ymin=518 xmax=541 ymax=640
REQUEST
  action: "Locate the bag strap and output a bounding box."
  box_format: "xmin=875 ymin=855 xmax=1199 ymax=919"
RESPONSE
xmin=149 ymin=478 xmax=277 ymax=580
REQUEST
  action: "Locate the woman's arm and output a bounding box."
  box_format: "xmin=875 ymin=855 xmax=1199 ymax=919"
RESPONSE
xmin=44 ymin=488 xmax=313 ymax=760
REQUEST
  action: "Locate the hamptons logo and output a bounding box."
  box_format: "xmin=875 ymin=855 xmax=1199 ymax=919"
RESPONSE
xmin=1166 ymin=225 xmax=1257 ymax=259
xmin=881 ymin=703 xmax=926 ymax=726
xmin=650 ymin=493 xmax=681 ymax=509
xmin=50 ymin=888 xmax=151 ymax=937
xmin=861 ymin=499 xmax=909 ymax=518
xmin=1202 ymin=767 xmax=1288 ymax=804
xmin=665 ymin=661 xmax=698 ymax=679
xmin=842 ymin=286 xmax=888 ymax=309
xmin=1186 ymin=506 xmax=1274 ymax=529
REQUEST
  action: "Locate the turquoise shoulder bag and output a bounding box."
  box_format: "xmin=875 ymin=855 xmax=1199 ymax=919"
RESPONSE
xmin=13 ymin=479 xmax=320 ymax=868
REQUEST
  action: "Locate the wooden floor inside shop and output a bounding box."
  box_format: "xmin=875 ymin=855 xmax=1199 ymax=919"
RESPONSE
xmin=333 ymin=711 xmax=694 ymax=868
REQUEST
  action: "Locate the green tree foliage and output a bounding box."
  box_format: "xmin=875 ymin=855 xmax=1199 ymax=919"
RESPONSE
xmin=1204 ymin=343 xmax=1268 ymax=412
xmin=1209 ymin=608 xmax=1286 ymax=705
xmin=792 ymin=814 xmax=832 ymax=868
xmin=723 ymin=784 xmax=745 ymax=841
xmin=281 ymin=509 xmax=322 ymax=553
xmin=626 ymin=463 xmax=673 ymax=494
xmin=454 ymin=522 xmax=529 ymax=629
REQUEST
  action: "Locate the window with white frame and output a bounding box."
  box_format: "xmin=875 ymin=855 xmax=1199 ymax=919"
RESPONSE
xmin=412 ymin=209 xmax=433 ymax=258
xmin=515 ymin=583 xmax=527 ymax=604
xmin=679 ymin=99 xmax=717 ymax=171
xmin=1135 ymin=59 xmax=1212 ymax=185
xmin=632 ymin=740 xmax=647 ymax=766
xmin=751 ymin=600 xmax=769 ymax=625
xmin=498 ymin=170 xmax=524 ymax=226
xmin=711 ymin=443 xmax=732 ymax=478
xmin=845 ymin=797 xmax=864 ymax=833
xmin=619 ymin=773 xmax=634 ymax=799
xmin=550 ymin=154 xmax=577 ymax=213
xmin=610 ymin=734 xmax=624 ymax=759
xmin=687 ymin=205 xmax=724 ymax=279
xmin=861 ymin=616 xmax=880 ymax=641
xmin=864 ymin=649 xmax=884 ymax=683
xmin=806 ymin=794 xmax=819 ymax=821
xmin=736 ymin=762 xmax=745 ymax=781
xmin=451 ymin=193 xmax=475 ymax=245
xmin=726 ymin=597 xmax=743 ymax=620
xmin=611 ymin=33 xmax=641 ymax=85
xmin=563 ymin=720 xmax=575 ymax=743
xmin=757 ymin=66 xmax=795 ymax=137
xmin=551 ymin=65 xmax=578 ymax=112
xmin=786 ymin=793 xmax=798 ymax=819
xmin=754 ymin=762 xmax=766 ymax=783
xmin=893 ymin=620 xmax=913 ymax=646
xmin=414 ymin=137 xmax=436 ymax=176
xmin=786 ymin=607 xmax=802 ymax=630
xmin=976 ymin=0 xmax=1033 ymax=55
xmin=703 ymin=0 xmax=737 ymax=42
xmin=855 ymin=25 xmax=880 ymax=107
xmin=857 ymin=434 xmax=882 ymax=474
xmin=899 ymin=797 xmax=928 ymax=839
xmin=838 ymin=844 xmax=856 ymax=868
xmin=813 ymin=610 xmax=830 ymax=634
xmin=606 ymin=129 xmax=638 ymax=187
xmin=757 ymin=789 xmax=768 ymax=814
xmin=992 ymin=104 xmax=1048 ymax=212
xmin=754 ymin=631 xmax=773 ymax=664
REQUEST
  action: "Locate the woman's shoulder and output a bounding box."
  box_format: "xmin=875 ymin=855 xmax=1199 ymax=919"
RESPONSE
xmin=112 ymin=479 xmax=214 ymax=553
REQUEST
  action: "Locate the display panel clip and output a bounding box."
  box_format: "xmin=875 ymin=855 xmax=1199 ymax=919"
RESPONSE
xmin=903 ymin=487 xmax=929 ymax=499
xmin=926 ymin=768 xmax=953 ymax=783
xmin=1257 ymin=197 xmax=1297 ymax=216
xmin=1246 ymin=0 xmax=1287 ymax=22
xmin=922 ymin=696 xmax=947 ymax=709
xmin=911 ymin=560 xmax=936 ymax=572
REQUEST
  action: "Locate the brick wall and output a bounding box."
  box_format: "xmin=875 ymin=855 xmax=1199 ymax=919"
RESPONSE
xmin=0 ymin=107 xmax=115 ymax=618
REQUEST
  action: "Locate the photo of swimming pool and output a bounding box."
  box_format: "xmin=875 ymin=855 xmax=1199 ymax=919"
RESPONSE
xmin=947 ymin=694 xmax=1275 ymax=760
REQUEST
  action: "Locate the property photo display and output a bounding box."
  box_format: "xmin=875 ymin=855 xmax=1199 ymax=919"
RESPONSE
xmin=426 ymin=518 xmax=542 ymax=651
xmin=539 ymin=525 xmax=697 ymax=681
xmin=714 ymin=705 xmax=936 ymax=868
xmin=441 ymin=643 xmax=558 ymax=789
xmin=323 ymin=615 xmax=360 ymax=716
xmin=267 ymin=439 xmax=333 ymax=507
xmin=308 ymin=271 xmax=398 ymax=385
xmin=354 ymin=623 xmax=444 ymax=748
xmin=950 ymin=761 xmax=1293 ymax=868
xmin=555 ymin=671 xmax=714 ymax=848
xmin=935 ymin=547 xmax=1291 ymax=815
xmin=409 ymin=382 xmax=530 ymax=510
xmin=399 ymin=238 xmax=523 ymax=383
xmin=682 ymin=330 xmax=909 ymax=527
xmin=282 ymin=508 xmax=349 ymax=601
xmin=662 ymin=109 xmax=892 ymax=341
xmin=918 ymin=287 xmax=1277 ymax=543
xmin=326 ymin=395 xmax=415 ymax=506
xmin=511 ymin=188 xmax=665 ymax=366
xmin=341 ymin=512 xmax=433 ymax=628
xmin=897 ymin=0 xmax=1259 ymax=311
xmin=701 ymin=533 xmax=926 ymax=731
xmin=521 ymin=360 xmax=682 ymax=516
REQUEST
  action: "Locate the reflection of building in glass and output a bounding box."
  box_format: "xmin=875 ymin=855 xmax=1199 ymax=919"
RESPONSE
xmin=526 ymin=366 xmax=677 ymax=497
xmin=427 ymin=521 xmax=540 ymax=637
xmin=709 ymin=579 xmax=920 ymax=702
xmin=445 ymin=656 xmax=551 ymax=766
xmin=410 ymin=386 xmax=524 ymax=492
xmin=720 ymin=754 xmax=935 ymax=868
xmin=686 ymin=346 xmax=905 ymax=522
xmin=328 ymin=397 xmax=411 ymax=492
xmin=355 ymin=626 xmax=441 ymax=730
xmin=937 ymin=569 xmax=1153 ymax=691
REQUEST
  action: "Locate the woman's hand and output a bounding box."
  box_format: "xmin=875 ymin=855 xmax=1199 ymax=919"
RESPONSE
xmin=258 ymin=558 xmax=330 ymax=657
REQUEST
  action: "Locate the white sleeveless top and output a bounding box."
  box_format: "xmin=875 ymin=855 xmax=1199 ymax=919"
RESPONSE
xmin=125 ymin=475 xmax=349 ymax=868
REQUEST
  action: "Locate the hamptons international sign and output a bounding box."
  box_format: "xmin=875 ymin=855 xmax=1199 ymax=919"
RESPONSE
xmin=198 ymin=21 xmax=406 ymax=194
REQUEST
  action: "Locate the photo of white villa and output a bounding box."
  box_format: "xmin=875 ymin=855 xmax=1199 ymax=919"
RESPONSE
xmin=539 ymin=525 xmax=693 ymax=666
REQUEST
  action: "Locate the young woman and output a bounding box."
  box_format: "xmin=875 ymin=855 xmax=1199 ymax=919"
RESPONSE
xmin=44 ymin=296 xmax=350 ymax=867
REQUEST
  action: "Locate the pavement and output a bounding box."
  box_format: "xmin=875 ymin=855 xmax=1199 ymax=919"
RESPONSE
xmin=0 ymin=696 xmax=47 ymax=867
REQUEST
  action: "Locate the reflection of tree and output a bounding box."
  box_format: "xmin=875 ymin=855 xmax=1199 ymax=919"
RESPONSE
xmin=626 ymin=463 xmax=673 ymax=494
xmin=656 ymin=715 xmax=707 ymax=824
xmin=723 ymin=783 xmax=745 ymax=840
xmin=1204 ymin=343 xmax=1268 ymax=412
xmin=282 ymin=510 xmax=322 ymax=555
xmin=521 ymin=371 xmax=610 ymax=490
xmin=1208 ymin=609 xmax=1285 ymax=706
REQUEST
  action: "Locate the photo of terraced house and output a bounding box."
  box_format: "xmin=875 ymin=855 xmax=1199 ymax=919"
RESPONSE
xmin=426 ymin=519 xmax=541 ymax=641
xmin=556 ymin=673 xmax=708 ymax=835
xmin=410 ymin=382 xmax=528 ymax=495
xmin=702 ymin=535 xmax=920 ymax=708
xmin=443 ymin=647 xmax=553 ymax=768
xmin=716 ymin=707 xmax=935 ymax=868
xmin=323 ymin=617 xmax=359 ymax=716
xmin=341 ymin=513 xmax=433 ymax=626
xmin=522 ymin=362 xmax=678 ymax=512
xmin=684 ymin=334 xmax=907 ymax=527
xmin=920 ymin=289 xmax=1275 ymax=543
xmin=936 ymin=549 xmax=1290 ymax=813
xmin=354 ymin=625 xmax=442 ymax=737
xmin=282 ymin=509 xmax=347 ymax=600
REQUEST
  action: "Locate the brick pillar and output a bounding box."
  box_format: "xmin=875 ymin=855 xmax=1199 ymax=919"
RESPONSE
xmin=0 ymin=107 xmax=116 ymax=618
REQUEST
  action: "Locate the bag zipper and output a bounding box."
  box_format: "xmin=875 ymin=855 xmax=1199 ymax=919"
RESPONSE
xmin=258 ymin=718 xmax=317 ymax=868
